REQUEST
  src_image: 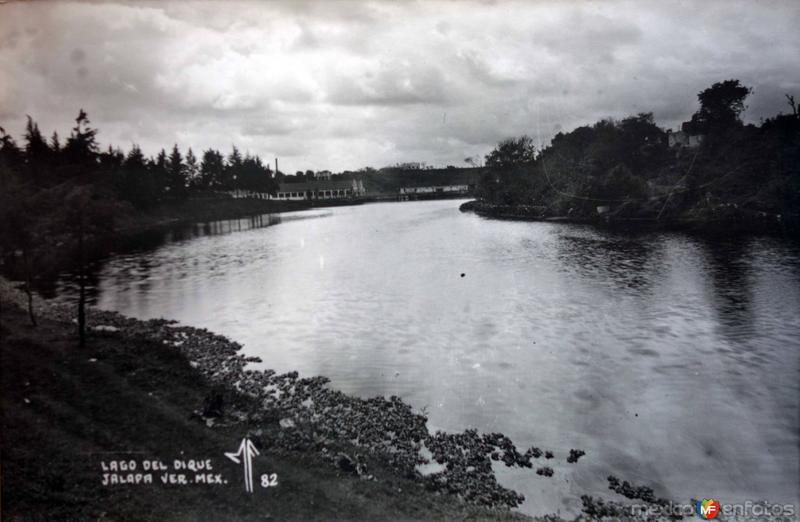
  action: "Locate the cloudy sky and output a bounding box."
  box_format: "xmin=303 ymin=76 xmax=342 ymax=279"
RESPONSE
xmin=1 ymin=1 xmax=798 ymax=173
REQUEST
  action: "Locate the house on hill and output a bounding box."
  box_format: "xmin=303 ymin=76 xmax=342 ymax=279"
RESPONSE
xmin=667 ymin=121 xmax=705 ymax=148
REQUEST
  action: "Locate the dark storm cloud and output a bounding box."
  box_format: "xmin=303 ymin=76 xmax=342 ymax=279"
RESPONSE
xmin=0 ymin=0 xmax=798 ymax=172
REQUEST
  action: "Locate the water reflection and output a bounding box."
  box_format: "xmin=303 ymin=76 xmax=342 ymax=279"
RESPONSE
xmin=697 ymin=236 xmax=757 ymax=344
xmin=49 ymin=200 xmax=800 ymax=517
xmin=52 ymin=210 xmax=330 ymax=305
xmin=554 ymin=229 xmax=666 ymax=292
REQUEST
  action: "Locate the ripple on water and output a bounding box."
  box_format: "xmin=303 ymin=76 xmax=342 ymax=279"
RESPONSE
xmin=59 ymin=201 xmax=800 ymax=516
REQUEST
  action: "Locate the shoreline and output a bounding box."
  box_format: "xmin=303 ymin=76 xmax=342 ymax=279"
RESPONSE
xmin=1 ymin=277 xmax=710 ymax=520
xmin=0 ymin=277 xmax=560 ymax=520
xmin=120 ymin=194 xmax=476 ymax=237
xmin=114 ymin=195 xmax=312 ymax=236
xmin=459 ymin=200 xmax=799 ymax=237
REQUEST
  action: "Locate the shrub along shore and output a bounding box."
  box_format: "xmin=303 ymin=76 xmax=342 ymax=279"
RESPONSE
xmin=458 ymin=199 xmax=796 ymax=236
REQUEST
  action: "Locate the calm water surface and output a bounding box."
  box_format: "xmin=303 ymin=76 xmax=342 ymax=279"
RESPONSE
xmin=59 ymin=200 xmax=800 ymax=517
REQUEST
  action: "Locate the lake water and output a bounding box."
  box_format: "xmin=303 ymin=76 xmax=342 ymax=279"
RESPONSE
xmin=58 ymin=199 xmax=800 ymax=517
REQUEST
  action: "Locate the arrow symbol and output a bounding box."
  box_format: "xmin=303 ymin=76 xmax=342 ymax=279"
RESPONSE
xmin=225 ymin=438 xmax=259 ymax=493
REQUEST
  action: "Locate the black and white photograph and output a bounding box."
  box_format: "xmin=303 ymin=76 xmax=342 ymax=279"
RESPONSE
xmin=1 ymin=1 xmax=799 ymax=520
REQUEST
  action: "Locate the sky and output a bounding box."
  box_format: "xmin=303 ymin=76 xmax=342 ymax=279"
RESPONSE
xmin=1 ymin=0 xmax=799 ymax=173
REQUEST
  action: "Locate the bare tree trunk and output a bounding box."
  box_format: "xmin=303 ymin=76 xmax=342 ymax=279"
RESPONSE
xmin=78 ymin=216 xmax=86 ymax=348
xmin=22 ymin=246 xmax=37 ymax=326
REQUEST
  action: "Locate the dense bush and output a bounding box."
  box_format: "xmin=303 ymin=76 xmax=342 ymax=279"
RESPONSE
xmin=476 ymin=81 xmax=800 ymax=223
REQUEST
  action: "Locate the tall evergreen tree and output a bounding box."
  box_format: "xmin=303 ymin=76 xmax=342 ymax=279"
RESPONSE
xmin=118 ymin=145 xmax=156 ymax=207
xmin=50 ymin=131 xmax=61 ymax=153
xmin=224 ymin=146 xmax=243 ymax=189
xmin=237 ymin=154 xmax=278 ymax=194
xmin=63 ymin=109 xmax=98 ymax=177
xmin=49 ymin=131 xmax=62 ymax=170
xmin=0 ymin=126 xmax=22 ymax=171
xmin=65 ymin=109 xmax=97 ymax=159
xmin=148 ymin=148 xmax=169 ymax=196
xmin=185 ymin=147 xmax=199 ymax=189
xmin=24 ymin=116 xmax=50 ymax=185
xmin=167 ymin=144 xmax=187 ymax=197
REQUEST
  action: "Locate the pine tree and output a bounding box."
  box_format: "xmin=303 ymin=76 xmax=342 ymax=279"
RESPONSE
xmin=50 ymin=131 xmax=61 ymax=153
xmin=64 ymin=109 xmax=98 ymax=174
xmin=167 ymin=144 xmax=187 ymax=197
xmin=185 ymin=147 xmax=199 ymax=189
xmin=224 ymin=146 xmax=243 ymax=190
xmin=49 ymin=131 xmax=61 ymax=170
xmin=0 ymin=126 xmax=23 ymax=173
xmin=150 ymin=148 xmax=169 ymax=196
xmin=119 ymin=145 xmax=155 ymax=208
xmin=24 ymin=116 xmax=50 ymax=185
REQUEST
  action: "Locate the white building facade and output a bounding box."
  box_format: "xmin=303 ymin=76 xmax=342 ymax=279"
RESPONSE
xmin=274 ymin=179 xmax=365 ymax=201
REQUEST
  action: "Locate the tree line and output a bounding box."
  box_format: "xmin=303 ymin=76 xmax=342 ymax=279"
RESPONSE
xmin=475 ymin=79 xmax=800 ymax=224
xmin=0 ymin=110 xmax=279 ymax=209
xmin=0 ymin=110 xmax=278 ymax=343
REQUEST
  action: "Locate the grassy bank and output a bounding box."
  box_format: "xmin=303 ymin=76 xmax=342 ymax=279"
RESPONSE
xmin=0 ymin=280 xmax=544 ymax=521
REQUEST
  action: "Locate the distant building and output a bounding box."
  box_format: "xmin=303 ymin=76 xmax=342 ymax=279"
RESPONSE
xmin=397 ymin=184 xmax=471 ymax=200
xmin=274 ymin=179 xmax=365 ymax=201
xmin=314 ymin=170 xmax=332 ymax=180
xmin=668 ymin=121 xmax=705 ymax=148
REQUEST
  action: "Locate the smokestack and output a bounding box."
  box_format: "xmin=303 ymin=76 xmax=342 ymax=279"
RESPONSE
xmin=275 ymin=158 xmax=279 ymax=175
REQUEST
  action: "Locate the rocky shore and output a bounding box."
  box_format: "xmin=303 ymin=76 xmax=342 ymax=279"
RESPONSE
xmin=2 ymin=277 xmax=691 ymax=521
xmin=1 ymin=278 xmax=580 ymax=509
xmin=1 ymin=278 xmax=580 ymax=519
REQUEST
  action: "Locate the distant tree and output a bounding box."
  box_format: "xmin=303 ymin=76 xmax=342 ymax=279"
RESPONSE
xmin=119 ymin=145 xmax=156 ymax=208
xmin=690 ymin=79 xmax=752 ymax=134
xmin=0 ymin=126 xmax=23 ymax=170
xmin=485 ymin=135 xmax=536 ymax=169
xmin=125 ymin=145 xmax=146 ymax=169
xmin=24 ymin=116 xmax=48 ymax=157
xmin=23 ymin=116 xmax=50 ymax=185
xmin=185 ymin=148 xmax=199 ymax=189
xmin=100 ymin=145 xmax=124 ymax=169
xmin=200 ymin=148 xmax=225 ymax=189
xmin=49 ymin=131 xmax=62 ymax=170
xmin=166 ymin=144 xmax=187 ymax=197
xmin=237 ymin=154 xmax=277 ymax=194
xmin=64 ymin=109 xmax=98 ymax=169
xmin=786 ymin=94 xmax=798 ymax=118
xmin=50 ymin=131 xmax=61 ymax=154
xmin=149 ymin=148 xmax=168 ymax=195
xmin=224 ymin=146 xmax=243 ymax=189
xmin=155 ymin=149 xmax=167 ymax=170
